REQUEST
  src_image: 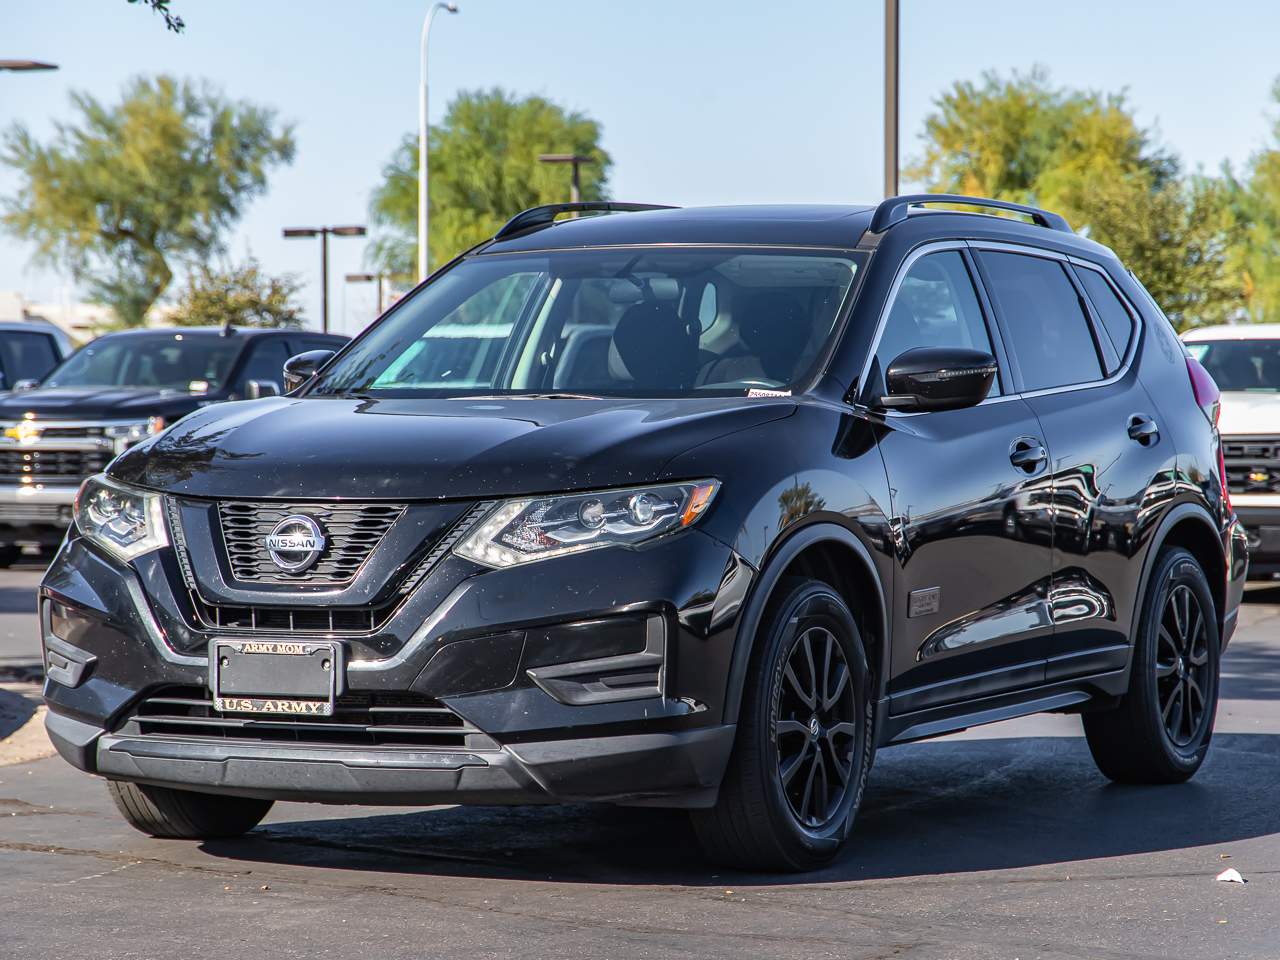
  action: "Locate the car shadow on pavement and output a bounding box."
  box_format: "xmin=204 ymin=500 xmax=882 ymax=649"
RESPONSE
xmin=200 ymin=731 xmax=1280 ymax=886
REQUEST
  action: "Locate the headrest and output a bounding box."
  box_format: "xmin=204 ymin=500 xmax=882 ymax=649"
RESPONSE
xmin=608 ymin=301 xmax=698 ymax=390
xmin=739 ymin=292 xmax=808 ymax=382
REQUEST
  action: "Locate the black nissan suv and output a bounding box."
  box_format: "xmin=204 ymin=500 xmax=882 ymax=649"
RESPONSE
xmin=40 ymin=197 xmax=1247 ymax=871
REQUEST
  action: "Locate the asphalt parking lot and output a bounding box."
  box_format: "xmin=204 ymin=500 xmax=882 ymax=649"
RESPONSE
xmin=2 ymin=565 xmax=1279 ymax=960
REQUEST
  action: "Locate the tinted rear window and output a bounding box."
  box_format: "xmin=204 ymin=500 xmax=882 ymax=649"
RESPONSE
xmin=980 ymin=252 xmax=1103 ymax=391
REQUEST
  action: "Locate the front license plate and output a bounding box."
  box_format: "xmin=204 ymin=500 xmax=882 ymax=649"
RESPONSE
xmin=211 ymin=639 xmax=342 ymax=717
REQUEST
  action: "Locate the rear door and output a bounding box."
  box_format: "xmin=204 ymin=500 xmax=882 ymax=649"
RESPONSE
xmin=974 ymin=246 xmax=1176 ymax=682
xmin=871 ymin=245 xmax=1055 ymax=715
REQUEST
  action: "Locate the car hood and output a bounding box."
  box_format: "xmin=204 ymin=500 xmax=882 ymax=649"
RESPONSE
xmin=109 ymin=395 xmax=796 ymax=499
xmin=0 ymin=386 xmax=203 ymax=421
xmin=1218 ymin=391 xmax=1280 ymax=437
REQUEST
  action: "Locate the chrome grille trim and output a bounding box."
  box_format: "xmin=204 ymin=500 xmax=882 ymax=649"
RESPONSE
xmin=217 ymin=500 xmax=405 ymax=585
xmin=1222 ymin=435 xmax=1280 ymax=494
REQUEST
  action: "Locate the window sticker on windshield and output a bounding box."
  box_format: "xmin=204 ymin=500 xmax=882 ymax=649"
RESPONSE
xmin=747 ymin=388 xmax=791 ymax=398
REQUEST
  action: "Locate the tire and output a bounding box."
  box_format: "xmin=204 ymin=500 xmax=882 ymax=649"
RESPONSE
xmin=1083 ymin=547 xmax=1220 ymax=784
xmin=107 ymin=780 xmax=273 ymax=839
xmin=692 ymin=578 xmax=874 ymax=871
xmin=0 ymin=546 xmax=21 ymax=569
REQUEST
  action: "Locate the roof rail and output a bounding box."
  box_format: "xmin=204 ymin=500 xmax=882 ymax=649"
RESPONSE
xmin=493 ymin=202 xmax=678 ymax=241
xmin=869 ymin=193 xmax=1072 ymax=234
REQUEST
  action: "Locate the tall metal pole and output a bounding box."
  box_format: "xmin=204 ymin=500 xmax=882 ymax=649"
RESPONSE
xmin=419 ymin=2 xmax=459 ymax=284
xmin=320 ymin=229 xmax=330 ymax=333
xmin=570 ymin=159 xmax=582 ymax=204
xmin=884 ymin=0 xmax=900 ymax=199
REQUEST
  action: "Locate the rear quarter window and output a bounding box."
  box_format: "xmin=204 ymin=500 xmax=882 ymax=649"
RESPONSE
xmin=1075 ymin=266 xmax=1136 ymax=367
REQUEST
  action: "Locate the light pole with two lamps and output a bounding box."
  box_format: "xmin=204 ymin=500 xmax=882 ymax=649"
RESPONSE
xmin=283 ymin=225 xmax=366 ymax=333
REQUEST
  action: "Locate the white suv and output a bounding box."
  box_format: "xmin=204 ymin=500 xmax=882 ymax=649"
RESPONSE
xmin=1183 ymin=323 xmax=1280 ymax=578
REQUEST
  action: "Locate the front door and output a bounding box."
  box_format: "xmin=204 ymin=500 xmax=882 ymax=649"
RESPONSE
xmin=870 ymin=247 xmax=1055 ymax=715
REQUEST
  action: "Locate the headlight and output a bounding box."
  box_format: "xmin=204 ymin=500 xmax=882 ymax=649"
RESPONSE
xmin=104 ymin=417 xmax=166 ymax=451
xmin=455 ymin=480 xmax=719 ymax=569
xmin=74 ymin=474 xmax=169 ymax=562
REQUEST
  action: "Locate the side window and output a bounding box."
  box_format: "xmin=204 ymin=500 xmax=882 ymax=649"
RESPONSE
xmin=979 ymin=252 xmax=1103 ymax=391
xmin=874 ymin=250 xmax=1001 ymax=396
xmin=1074 ymin=265 xmax=1135 ymax=367
xmin=0 ymin=332 xmax=60 ymax=386
xmin=238 ymin=339 xmax=292 ymax=392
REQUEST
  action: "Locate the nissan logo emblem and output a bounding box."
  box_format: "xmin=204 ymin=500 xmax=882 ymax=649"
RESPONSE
xmin=264 ymin=515 xmax=326 ymax=573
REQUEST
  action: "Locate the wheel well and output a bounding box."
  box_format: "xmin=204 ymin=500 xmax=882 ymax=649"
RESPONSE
xmin=776 ymin=541 xmax=885 ymax=694
xmin=1161 ymin=516 xmax=1226 ymax=627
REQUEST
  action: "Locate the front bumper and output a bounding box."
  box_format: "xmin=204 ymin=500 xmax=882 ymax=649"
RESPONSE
xmin=0 ymin=482 xmax=77 ymax=544
xmin=40 ymin=527 xmax=752 ymax=808
xmin=46 ymin=708 xmax=735 ymax=806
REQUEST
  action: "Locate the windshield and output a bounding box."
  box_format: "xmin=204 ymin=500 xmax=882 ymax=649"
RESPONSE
xmin=1185 ymin=339 xmax=1280 ymax=392
xmin=310 ymin=247 xmax=863 ymax=398
xmin=45 ymin=333 xmax=243 ymax=392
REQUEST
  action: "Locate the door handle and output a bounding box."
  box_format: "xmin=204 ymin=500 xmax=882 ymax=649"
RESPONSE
xmin=1127 ymin=414 xmax=1159 ymax=446
xmin=1009 ymin=439 xmax=1048 ymax=473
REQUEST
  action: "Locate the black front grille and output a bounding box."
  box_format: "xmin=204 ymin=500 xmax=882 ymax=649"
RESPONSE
xmin=218 ymin=500 xmax=405 ymax=584
xmin=187 ymin=592 xmax=400 ymax=634
xmin=121 ymin=686 xmax=485 ymax=748
xmin=1223 ymin=435 xmax=1280 ymax=494
xmin=0 ymin=448 xmax=111 ymax=481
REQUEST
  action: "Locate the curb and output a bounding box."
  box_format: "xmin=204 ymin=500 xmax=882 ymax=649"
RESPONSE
xmin=0 ymin=683 xmax=54 ymax=766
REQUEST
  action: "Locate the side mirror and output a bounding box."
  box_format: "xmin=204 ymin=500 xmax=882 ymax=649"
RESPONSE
xmin=282 ymin=350 xmax=335 ymax=393
xmin=244 ymin=379 xmax=281 ymax=400
xmin=12 ymin=379 xmax=40 ymax=393
xmin=880 ymin=347 xmax=997 ymax=413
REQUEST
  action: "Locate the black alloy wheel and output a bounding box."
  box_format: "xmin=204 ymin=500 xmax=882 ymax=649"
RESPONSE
xmin=775 ymin=624 xmax=859 ymax=829
xmin=1155 ymin=583 xmax=1212 ymax=748
xmin=692 ymin=578 xmax=873 ymax=871
xmin=1083 ymin=547 xmax=1220 ymax=784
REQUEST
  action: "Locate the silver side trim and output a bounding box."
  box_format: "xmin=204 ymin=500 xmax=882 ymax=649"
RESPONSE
xmin=346 ymin=582 xmax=470 ymax=672
xmin=124 ymin=575 xmax=208 ymax=667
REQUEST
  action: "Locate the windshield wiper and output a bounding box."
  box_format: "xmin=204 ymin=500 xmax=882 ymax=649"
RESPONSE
xmin=455 ymin=392 xmax=603 ymax=401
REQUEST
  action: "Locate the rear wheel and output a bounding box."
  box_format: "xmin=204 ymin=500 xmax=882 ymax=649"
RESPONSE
xmin=0 ymin=546 xmax=22 ymax=569
xmin=1083 ymin=547 xmax=1220 ymax=784
xmin=107 ymin=781 xmax=273 ymax=839
xmin=692 ymin=578 xmax=873 ymax=871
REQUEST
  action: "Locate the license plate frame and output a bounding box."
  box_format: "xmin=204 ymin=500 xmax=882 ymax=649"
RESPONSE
xmin=210 ymin=638 xmax=343 ymax=717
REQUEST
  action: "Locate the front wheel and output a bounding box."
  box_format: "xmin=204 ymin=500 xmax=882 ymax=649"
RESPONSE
xmin=692 ymin=578 xmax=874 ymax=871
xmin=1083 ymin=547 xmax=1220 ymax=784
xmin=107 ymin=781 xmax=273 ymax=839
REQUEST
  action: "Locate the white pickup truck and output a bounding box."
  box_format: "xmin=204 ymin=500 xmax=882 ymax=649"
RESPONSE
xmin=1183 ymin=323 xmax=1280 ymax=579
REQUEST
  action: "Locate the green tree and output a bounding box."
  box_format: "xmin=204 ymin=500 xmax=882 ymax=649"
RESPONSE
xmin=369 ymin=88 xmax=610 ymax=278
xmin=1 ymin=75 xmax=294 ymax=327
xmin=168 ymin=259 xmax=303 ymax=329
xmin=128 ymin=0 xmax=184 ymax=33
xmin=1227 ymin=77 xmax=1280 ymax=322
xmin=907 ymin=69 xmax=1243 ymax=329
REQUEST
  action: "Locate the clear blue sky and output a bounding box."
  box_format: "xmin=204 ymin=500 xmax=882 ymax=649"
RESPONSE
xmin=3 ymin=0 xmax=1278 ymax=334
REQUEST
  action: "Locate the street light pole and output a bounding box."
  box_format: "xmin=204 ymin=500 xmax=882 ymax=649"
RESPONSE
xmin=884 ymin=0 xmax=900 ymax=198
xmin=283 ymin=225 xmax=367 ymax=333
xmin=419 ymin=2 xmax=459 ymax=283
xmin=345 ymin=273 xmax=389 ymax=316
xmin=538 ymin=154 xmax=594 ymax=205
